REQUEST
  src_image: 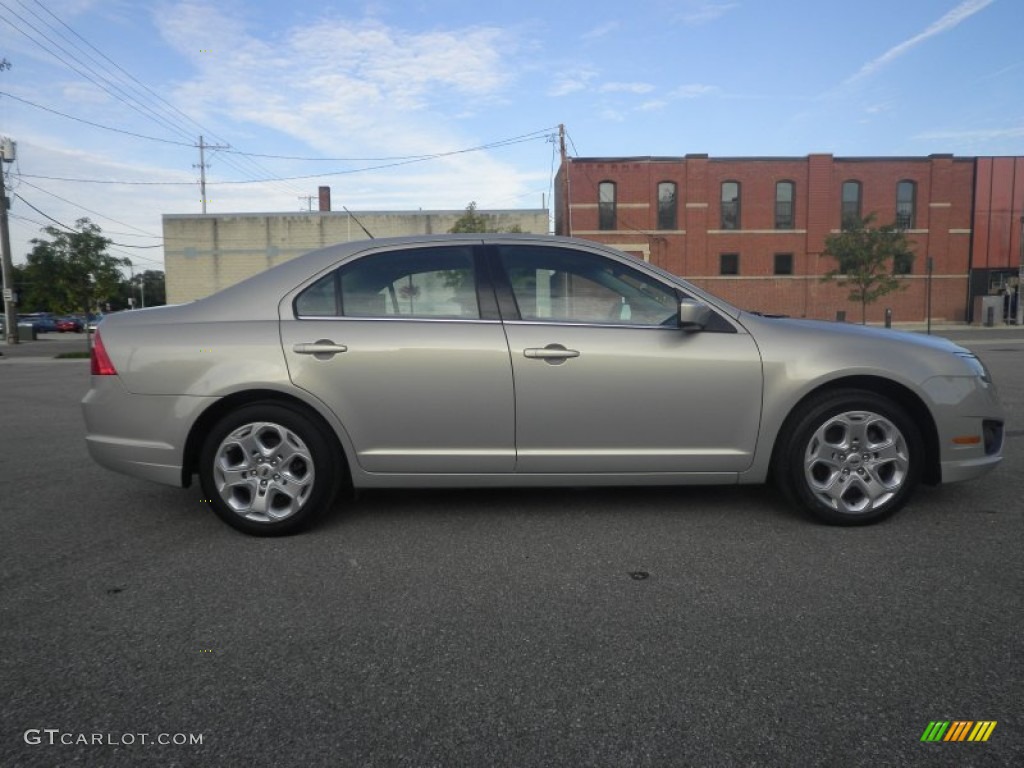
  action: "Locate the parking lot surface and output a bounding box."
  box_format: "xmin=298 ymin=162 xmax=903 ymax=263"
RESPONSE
xmin=1 ymin=329 xmax=1022 ymax=766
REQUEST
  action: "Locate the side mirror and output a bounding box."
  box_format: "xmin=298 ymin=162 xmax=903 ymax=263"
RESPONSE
xmin=678 ymin=298 xmax=712 ymax=331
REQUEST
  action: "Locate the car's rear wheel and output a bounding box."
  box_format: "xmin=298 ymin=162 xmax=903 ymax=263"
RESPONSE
xmin=199 ymin=403 xmax=340 ymax=536
xmin=776 ymin=389 xmax=923 ymax=525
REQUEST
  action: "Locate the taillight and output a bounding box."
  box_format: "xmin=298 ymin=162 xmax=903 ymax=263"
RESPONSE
xmin=90 ymin=330 xmax=118 ymax=375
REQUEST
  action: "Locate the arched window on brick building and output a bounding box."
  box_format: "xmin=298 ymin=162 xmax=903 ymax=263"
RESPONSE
xmin=720 ymin=181 xmax=740 ymax=230
xmin=775 ymin=181 xmax=795 ymax=229
xmin=657 ymin=182 xmax=677 ymax=230
xmin=598 ymin=181 xmax=616 ymax=230
xmin=896 ymin=180 xmax=916 ymax=230
xmin=841 ymin=180 xmax=862 ymax=229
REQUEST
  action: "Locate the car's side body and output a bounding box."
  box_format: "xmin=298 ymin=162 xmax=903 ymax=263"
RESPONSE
xmin=82 ymin=234 xmax=1004 ymax=533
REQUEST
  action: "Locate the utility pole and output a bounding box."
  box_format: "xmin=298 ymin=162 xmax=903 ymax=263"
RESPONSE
xmin=1018 ymin=216 xmax=1023 ymax=326
xmin=298 ymin=195 xmax=315 ymax=212
xmin=126 ymin=260 xmax=135 ymax=309
xmin=559 ymin=123 xmax=571 ymax=237
xmin=1 ymin=137 xmax=17 ymax=344
xmin=194 ymin=135 xmax=229 ymax=214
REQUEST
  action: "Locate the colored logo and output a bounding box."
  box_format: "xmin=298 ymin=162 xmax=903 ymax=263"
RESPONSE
xmin=921 ymin=721 xmax=997 ymax=742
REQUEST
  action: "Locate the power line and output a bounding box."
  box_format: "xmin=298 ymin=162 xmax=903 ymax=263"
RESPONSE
xmin=6 ymin=1 xmax=556 ymax=206
xmin=6 ymin=1 xmax=308 ymax=199
xmin=15 ymin=178 xmax=163 ymax=238
xmin=0 ymin=92 xmax=557 ymax=165
xmin=17 ymin=132 xmax=554 ymax=185
xmin=0 ymin=0 xmax=197 ymax=141
xmin=13 ymin=193 xmax=163 ymax=250
xmin=0 ymin=91 xmax=195 ymax=146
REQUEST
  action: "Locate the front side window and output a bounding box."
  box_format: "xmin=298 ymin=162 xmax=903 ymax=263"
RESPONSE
xmin=841 ymin=180 xmax=862 ymax=229
xmin=896 ymin=180 xmax=916 ymax=229
xmin=598 ymin=181 xmax=616 ymax=231
xmin=498 ymin=245 xmax=677 ymax=326
xmin=775 ymin=181 xmax=795 ymax=229
xmin=721 ymin=181 xmax=740 ymax=230
xmin=295 ymin=246 xmax=479 ymax=319
xmin=657 ymin=182 xmax=677 ymax=230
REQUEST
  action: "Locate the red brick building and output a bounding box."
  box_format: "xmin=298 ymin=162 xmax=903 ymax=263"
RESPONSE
xmin=555 ymin=154 xmax=1024 ymax=324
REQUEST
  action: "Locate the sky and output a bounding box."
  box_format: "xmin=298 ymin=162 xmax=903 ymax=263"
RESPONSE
xmin=1 ymin=0 xmax=1022 ymax=274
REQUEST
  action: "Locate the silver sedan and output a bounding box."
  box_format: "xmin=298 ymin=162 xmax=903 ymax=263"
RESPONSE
xmin=82 ymin=235 xmax=1004 ymax=535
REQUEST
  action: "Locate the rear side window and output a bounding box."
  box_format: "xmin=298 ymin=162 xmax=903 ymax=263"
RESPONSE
xmin=294 ymin=273 xmax=339 ymax=317
xmin=295 ymin=246 xmax=479 ymax=320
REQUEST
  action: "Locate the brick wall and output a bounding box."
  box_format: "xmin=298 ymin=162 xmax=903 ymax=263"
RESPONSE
xmin=558 ymin=154 xmax=1001 ymax=323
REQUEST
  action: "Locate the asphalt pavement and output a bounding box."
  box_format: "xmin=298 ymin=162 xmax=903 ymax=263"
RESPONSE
xmin=1 ymin=327 xmax=1022 ymax=767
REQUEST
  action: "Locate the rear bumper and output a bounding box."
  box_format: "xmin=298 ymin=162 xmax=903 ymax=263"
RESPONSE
xmin=85 ymin=435 xmax=183 ymax=486
xmin=82 ymin=376 xmax=217 ymax=488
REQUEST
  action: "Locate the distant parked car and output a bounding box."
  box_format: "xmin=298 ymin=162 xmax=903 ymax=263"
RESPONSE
xmin=83 ymin=234 xmax=1005 ymax=536
xmin=56 ymin=316 xmax=84 ymax=333
xmin=18 ymin=313 xmax=59 ymax=333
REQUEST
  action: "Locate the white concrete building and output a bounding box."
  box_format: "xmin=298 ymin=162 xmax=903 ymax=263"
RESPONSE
xmin=164 ymin=207 xmax=550 ymax=303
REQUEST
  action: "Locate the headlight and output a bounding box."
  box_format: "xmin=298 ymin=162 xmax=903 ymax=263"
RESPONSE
xmin=954 ymin=351 xmax=991 ymax=384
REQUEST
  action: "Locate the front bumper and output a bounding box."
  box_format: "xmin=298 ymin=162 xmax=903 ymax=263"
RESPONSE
xmin=923 ymin=374 xmax=1005 ymax=484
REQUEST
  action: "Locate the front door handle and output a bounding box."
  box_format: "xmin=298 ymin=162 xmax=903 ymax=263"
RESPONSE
xmin=523 ymin=344 xmax=580 ymax=364
xmin=293 ymin=340 xmax=348 ymax=359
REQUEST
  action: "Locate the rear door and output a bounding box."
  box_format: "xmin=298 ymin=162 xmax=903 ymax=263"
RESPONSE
xmin=280 ymin=243 xmax=515 ymax=474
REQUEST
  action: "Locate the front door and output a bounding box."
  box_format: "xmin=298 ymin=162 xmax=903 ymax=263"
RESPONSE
xmin=494 ymin=243 xmax=763 ymax=474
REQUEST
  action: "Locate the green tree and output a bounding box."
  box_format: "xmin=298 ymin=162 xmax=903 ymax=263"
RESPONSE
xmin=447 ymin=201 xmax=523 ymax=234
xmin=116 ymin=269 xmax=166 ymax=308
xmin=821 ymin=213 xmax=914 ymax=324
xmin=137 ymin=269 xmax=166 ymax=306
xmin=21 ymin=219 xmax=128 ymax=316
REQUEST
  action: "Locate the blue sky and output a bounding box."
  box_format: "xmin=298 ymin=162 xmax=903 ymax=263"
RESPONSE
xmin=1 ymin=0 xmax=1021 ymax=272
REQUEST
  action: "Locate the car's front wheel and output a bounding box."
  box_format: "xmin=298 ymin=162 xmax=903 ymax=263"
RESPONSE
xmin=776 ymin=389 xmax=923 ymax=525
xmin=199 ymin=403 xmax=341 ymax=536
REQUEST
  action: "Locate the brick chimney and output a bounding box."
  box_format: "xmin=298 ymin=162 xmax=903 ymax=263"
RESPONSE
xmin=318 ymin=186 xmax=331 ymax=212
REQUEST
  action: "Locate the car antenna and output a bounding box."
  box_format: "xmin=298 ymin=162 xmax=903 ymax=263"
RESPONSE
xmin=342 ymin=206 xmax=375 ymax=239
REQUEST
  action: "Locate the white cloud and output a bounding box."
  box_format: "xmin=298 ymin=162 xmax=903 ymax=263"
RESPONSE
xmin=670 ymin=84 xmax=719 ymax=99
xmin=676 ymin=2 xmax=739 ymax=26
xmin=915 ymin=125 xmax=1024 ymax=142
xmin=548 ymin=69 xmax=599 ymax=97
xmin=156 ymin=3 xmax=516 ymax=157
xmin=845 ymin=0 xmax=995 ymax=84
xmin=600 ymin=82 xmax=656 ymax=94
xmin=59 ymin=82 xmax=111 ymax=105
xmin=582 ymin=22 xmax=620 ymax=41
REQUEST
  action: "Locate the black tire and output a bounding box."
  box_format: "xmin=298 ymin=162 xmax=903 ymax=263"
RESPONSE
xmin=775 ymin=389 xmax=923 ymax=526
xmin=199 ymin=402 xmax=341 ymax=536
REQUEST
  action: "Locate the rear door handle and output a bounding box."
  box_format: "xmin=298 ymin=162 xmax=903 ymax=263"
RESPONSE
xmin=523 ymin=344 xmax=580 ymax=363
xmin=293 ymin=340 xmax=348 ymax=359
